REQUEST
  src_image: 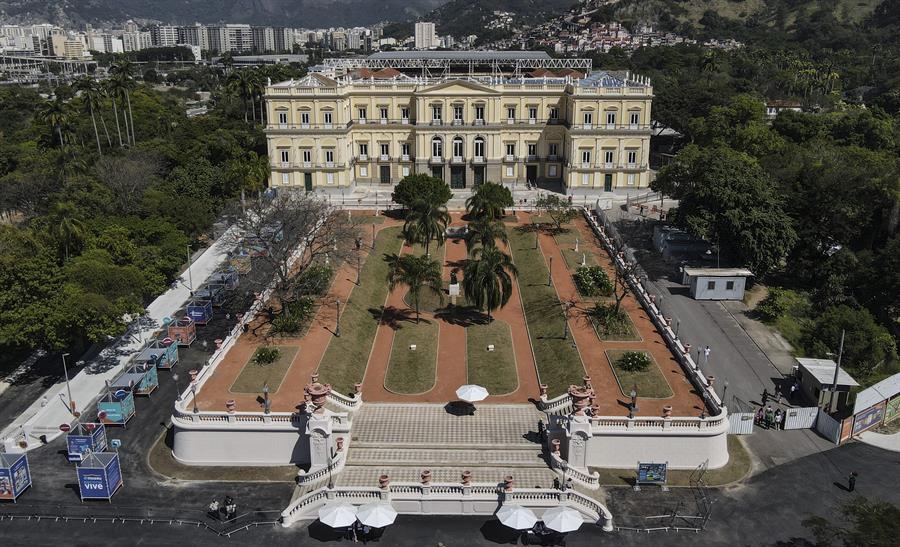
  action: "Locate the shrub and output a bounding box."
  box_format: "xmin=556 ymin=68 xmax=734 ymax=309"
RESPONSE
xmin=254 ymin=346 xmax=281 ymax=366
xmin=617 ymin=351 xmax=652 ymax=372
xmin=591 ymin=303 xmax=633 ymax=337
xmin=756 ymin=287 xmax=810 ymax=322
xmin=573 ymin=266 xmax=613 ymax=297
xmin=295 ymin=264 xmax=333 ymax=297
xmin=270 ymin=296 xmax=315 ymax=335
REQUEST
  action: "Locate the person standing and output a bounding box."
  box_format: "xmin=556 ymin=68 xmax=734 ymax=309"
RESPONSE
xmin=704 ymin=346 xmax=711 ymax=365
xmin=208 ymin=499 xmax=220 ymax=520
xmin=774 ymin=409 xmax=783 ymax=430
xmin=764 ymin=406 xmax=774 ymax=429
xmin=848 ymin=472 xmax=858 ymax=492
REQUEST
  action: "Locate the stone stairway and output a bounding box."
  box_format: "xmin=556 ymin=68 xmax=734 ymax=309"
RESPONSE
xmin=331 ymin=403 xmax=557 ymax=489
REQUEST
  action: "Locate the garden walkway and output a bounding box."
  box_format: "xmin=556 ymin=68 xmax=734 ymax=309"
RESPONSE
xmin=529 ymin=212 xmax=705 ymax=418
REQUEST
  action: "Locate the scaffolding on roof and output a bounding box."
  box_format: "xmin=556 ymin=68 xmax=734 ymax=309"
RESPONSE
xmin=323 ymin=51 xmax=593 ymax=78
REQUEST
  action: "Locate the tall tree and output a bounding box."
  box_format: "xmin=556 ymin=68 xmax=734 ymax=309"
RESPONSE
xmin=465 ymin=181 xmax=514 ymax=221
xmin=403 ymin=199 xmax=450 ymax=256
xmin=465 ymin=218 xmax=508 ymax=254
xmin=36 ymin=97 xmax=69 ymax=147
xmin=462 ymin=245 xmax=517 ymax=321
xmin=49 ymin=202 xmax=86 ymax=262
xmin=653 ymin=145 xmax=797 ymax=277
xmin=74 ymin=77 xmax=104 ymax=154
xmin=110 ymin=61 xmax=137 ymax=145
xmin=104 ymin=78 xmax=124 ymax=148
xmin=227 ymin=69 xmax=256 ymax=124
xmin=391 ymin=173 xmax=451 ymax=210
xmin=385 ymin=254 xmax=444 ymax=323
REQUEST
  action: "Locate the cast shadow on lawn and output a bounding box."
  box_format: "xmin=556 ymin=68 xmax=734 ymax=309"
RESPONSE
xmin=369 ymin=306 xmax=428 ymax=330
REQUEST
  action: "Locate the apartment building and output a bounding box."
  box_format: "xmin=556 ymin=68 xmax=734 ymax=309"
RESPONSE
xmin=415 ymin=22 xmax=437 ymax=49
xmin=264 ymin=51 xmax=652 ymax=194
xmin=150 ymin=25 xmax=179 ymax=47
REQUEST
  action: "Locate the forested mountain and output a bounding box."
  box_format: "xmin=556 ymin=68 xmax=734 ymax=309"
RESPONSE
xmin=0 ymin=0 xmax=447 ymax=27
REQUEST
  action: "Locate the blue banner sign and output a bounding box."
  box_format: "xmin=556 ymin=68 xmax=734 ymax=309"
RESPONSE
xmin=637 ymin=462 xmax=668 ymax=485
xmin=0 ymin=453 xmax=31 ymax=500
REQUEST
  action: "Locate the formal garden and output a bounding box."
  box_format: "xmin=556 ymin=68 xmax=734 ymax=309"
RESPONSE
xmin=203 ymin=175 xmax=697 ymax=412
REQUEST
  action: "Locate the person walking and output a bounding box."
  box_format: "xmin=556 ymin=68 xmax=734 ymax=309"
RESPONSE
xmin=224 ymin=495 xmax=236 ymax=520
xmin=755 ymin=407 xmax=764 ymax=426
xmin=848 ymin=471 xmax=858 ymax=492
xmin=774 ymin=409 xmax=783 ymax=430
xmin=703 ymin=346 xmax=711 ymax=365
xmin=764 ymin=406 xmax=774 ymax=429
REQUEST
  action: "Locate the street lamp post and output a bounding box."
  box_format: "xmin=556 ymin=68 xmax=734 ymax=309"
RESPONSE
xmin=562 ymin=301 xmax=571 ymax=340
xmin=61 ymin=353 xmax=75 ymax=415
xmin=327 ymin=446 xmax=336 ymax=489
xmin=371 ymin=223 xmax=376 ymax=250
xmin=335 ymin=299 xmax=342 ymax=337
xmin=828 ymin=330 xmax=846 ymax=413
xmin=191 ymin=382 xmax=198 ymax=414
xmin=173 ymin=372 xmax=181 ymax=401
xmin=263 ymin=383 xmax=271 ymax=414
xmin=548 ymin=256 xmax=553 ymax=287
xmin=533 ymin=221 xmax=538 ymax=249
xmin=630 ymin=385 xmax=638 ymax=418
xmin=355 ymin=238 xmax=362 ymax=285
xmin=186 ymin=244 xmax=194 ymax=294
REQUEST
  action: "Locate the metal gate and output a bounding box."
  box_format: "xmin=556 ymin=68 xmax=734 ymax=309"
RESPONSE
xmin=814 ymin=408 xmax=842 ymax=444
xmin=783 ymin=406 xmax=818 ymax=430
xmin=727 ymin=396 xmax=754 ymax=435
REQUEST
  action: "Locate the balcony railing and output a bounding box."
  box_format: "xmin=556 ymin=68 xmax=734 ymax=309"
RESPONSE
xmin=378 ymin=155 xmax=390 ymax=162
xmin=429 ymin=156 xmax=443 ymax=164
xmin=451 ymin=156 xmax=465 ymax=164
xmin=472 ymin=156 xmax=486 ymax=164
xmin=266 ymin=122 xmax=351 ymax=130
xmin=352 ymin=118 xmax=414 ymax=126
xmin=570 ymin=123 xmax=651 ymax=131
xmin=400 ymin=154 xmax=411 ymax=162
xmin=358 ymin=154 xmax=368 ymax=161
xmin=504 ymin=155 xmax=517 ymax=163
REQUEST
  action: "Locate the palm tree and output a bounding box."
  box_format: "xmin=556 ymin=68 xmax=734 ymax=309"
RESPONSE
xmin=227 ymin=69 xmax=256 ymax=123
xmin=110 ymin=61 xmax=137 ymax=145
xmin=465 ymin=181 xmax=513 ymax=221
xmin=74 ymin=77 xmax=104 ymax=154
xmin=385 ymin=254 xmax=444 ymax=323
xmin=105 ymin=78 xmax=125 ymax=147
xmin=227 ymin=151 xmax=269 ymax=212
xmin=37 ymin=97 xmax=69 ymax=147
xmin=462 ymin=246 xmax=518 ymax=322
xmin=51 ymin=201 xmax=85 ymax=261
xmin=699 ymin=51 xmax=720 ymax=88
xmin=465 ymin=218 xmax=508 ymax=254
xmin=403 ymin=199 xmax=450 ymax=257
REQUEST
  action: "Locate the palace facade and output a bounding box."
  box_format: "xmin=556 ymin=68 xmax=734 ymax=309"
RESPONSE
xmin=264 ymin=51 xmax=652 ymax=193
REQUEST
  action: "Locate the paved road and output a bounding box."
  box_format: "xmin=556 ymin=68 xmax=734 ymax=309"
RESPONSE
xmin=2 ymin=442 xmax=897 ymax=546
xmin=604 ymin=209 xmax=834 ymax=469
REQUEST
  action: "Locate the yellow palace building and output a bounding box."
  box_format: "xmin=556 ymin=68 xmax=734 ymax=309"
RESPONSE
xmin=264 ymin=51 xmax=652 ymax=194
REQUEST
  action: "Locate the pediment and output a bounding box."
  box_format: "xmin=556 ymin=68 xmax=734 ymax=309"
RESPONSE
xmin=418 ymin=80 xmax=500 ymax=96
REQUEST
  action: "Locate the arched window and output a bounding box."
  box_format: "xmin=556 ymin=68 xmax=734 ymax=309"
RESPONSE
xmin=474 ymin=137 xmax=485 ymax=159
xmin=452 ymin=137 xmax=464 ymax=159
xmin=432 ymin=136 xmax=443 ymax=159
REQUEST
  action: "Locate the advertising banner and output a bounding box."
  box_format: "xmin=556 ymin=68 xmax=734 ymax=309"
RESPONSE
xmin=66 ymin=435 xmax=93 ymax=462
xmin=0 ymin=453 xmax=31 ymax=501
xmin=77 ymin=467 xmax=110 ymax=499
xmin=637 ymin=462 xmax=668 ymax=485
xmin=853 ymin=402 xmax=885 ymax=435
xmin=886 ymin=396 xmax=900 ymax=424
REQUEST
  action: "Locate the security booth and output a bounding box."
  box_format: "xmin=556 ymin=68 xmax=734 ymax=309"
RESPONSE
xmin=0 ymin=452 xmax=31 ymax=502
xmin=135 ymin=338 xmax=179 ymax=370
xmin=196 ymin=283 xmax=226 ymax=307
xmin=111 ymin=363 xmax=158 ymax=397
xmin=66 ymin=423 xmax=108 ymax=462
xmin=682 ymin=268 xmax=753 ymax=301
xmin=167 ymin=316 xmax=197 ymax=346
xmin=212 ymin=267 xmax=240 ymax=290
xmin=794 ymin=357 xmax=859 ymax=413
xmin=186 ymin=299 xmax=213 ymax=325
xmin=97 ymin=387 xmax=136 ymax=427
xmin=76 ymin=452 xmax=123 ymax=501
xmin=230 ymin=249 xmax=252 ymax=274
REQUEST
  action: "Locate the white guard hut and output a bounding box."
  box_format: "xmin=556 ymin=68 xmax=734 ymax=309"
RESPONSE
xmin=682 ymin=267 xmax=753 ymax=300
xmin=794 ymin=357 xmax=859 ymax=412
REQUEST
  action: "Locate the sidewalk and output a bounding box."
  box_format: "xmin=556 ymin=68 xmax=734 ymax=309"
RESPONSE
xmin=0 ymin=226 xmax=238 ymax=450
xmin=858 ymin=429 xmax=900 ymax=452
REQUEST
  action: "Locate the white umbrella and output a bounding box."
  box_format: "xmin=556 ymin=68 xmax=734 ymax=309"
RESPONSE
xmin=456 ymin=384 xmax=489 ymax=402
xmin=496 ymin=504 xmax=538 ymax=530
xmin=541 ymin=506 xmax=583 ymax=533
xmin=356 ymin=502 xmax=398 ymax=527
xmin=318 ymin=501 xmax=358 ymax=528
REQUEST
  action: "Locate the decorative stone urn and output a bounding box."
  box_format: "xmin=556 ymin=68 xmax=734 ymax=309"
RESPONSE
xmin=311 ymin=373 xmax=320 ymax=384
xmin=684 ymin=343 xmax=692 ymax=355
xmin=354 ymin=382 xmax=363 ymax=396
xmin=663 ymin=405 xmax=673 ymax=418
xmin=461 ymin=470 xmax=472 ymax=486
xmin=665 ymin=316 xmax=672 ymax=327
xmin=421 ymin=470 xmax=432 ymax=485
xmin=379 ymin=474 xmax=390 ymax=489
xmin=707 ymin=375 xmax=716 ymax=386
xmin=225 ymin=399 xmax=236 ymax=413
xmin=504 ymin=475 xmax=515 ymax=492
xmin=304 ymin=382 xmax=332 ymax=415
xmin=215 ymin=339 xmax=223 ymax=349
xmin=336 ymin=437 xmax=344 ymax=452
xmin=583 ymin=376 xmax=593 ymax=389
xmin=569 ymin=385 xmax=592 ymax=417
xmin=539 ymin=384 xmax=548 ymax=398
xmin=189 ymin=369 xmax=199 ymax=382
xmin=550 ymin=438 xmax=561 ymax=456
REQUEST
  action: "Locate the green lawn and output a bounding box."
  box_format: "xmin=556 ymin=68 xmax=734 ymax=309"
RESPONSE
xmin=591 ymin=436 xmax=751 ymax=487
xmin=230 ymin=346 xmax=299 ymax=394
xmin=384 ymin=319 xmax=439 ymax=394
xmin=316 ymin=226 xmax=404 ymax=394
xmin=589 ymin=307 xmax=641 ymax=341
xmin=401 ymin=241 xmax=448 ymax=313
xmin=508 ymin=226 xmax=585 ymax=396
xmin=353 ymin=215 xmax=386 ymax=225
xmin=606 ymin=349 xmax=673 ymax=399
xmin=466 ymin=320 xmax=518 ymax=395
